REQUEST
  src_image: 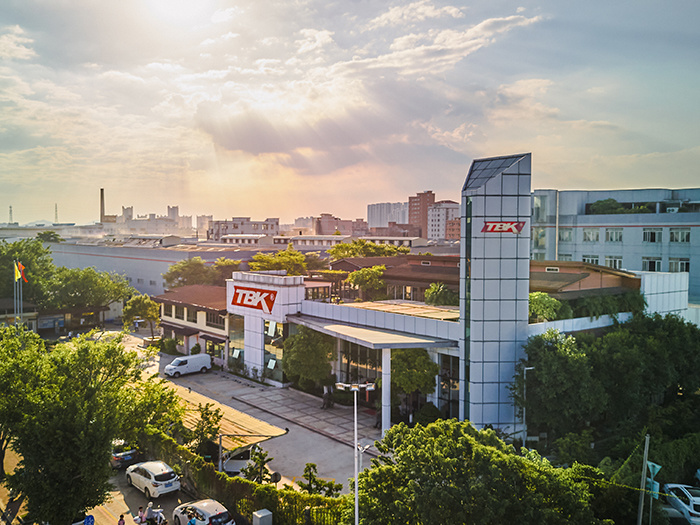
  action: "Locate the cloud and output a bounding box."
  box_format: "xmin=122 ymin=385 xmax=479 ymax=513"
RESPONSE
xmin=367 ymin=0 xmax=464 ymax=30
xmin=296 ymin=29 xmax=334 ymax=54
xmin=0 ymin=25 xmax=36 ymax=60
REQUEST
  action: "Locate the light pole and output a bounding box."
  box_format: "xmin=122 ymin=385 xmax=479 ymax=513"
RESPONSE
xmin=522 ymin=366 xmax=535 ymax=445
xmin=336 ymin=381 xmax=376 ymax=525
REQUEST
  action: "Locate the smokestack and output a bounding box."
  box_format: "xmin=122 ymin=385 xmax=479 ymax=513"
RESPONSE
xmin=100 ymin=188 xmax=105 ymax=223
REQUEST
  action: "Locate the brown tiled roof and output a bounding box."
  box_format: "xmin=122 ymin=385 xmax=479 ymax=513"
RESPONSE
xmin=529 ymin=272 xmax=588 ymax=293
xmin=154 ymin=285 xmax=227 ymax=311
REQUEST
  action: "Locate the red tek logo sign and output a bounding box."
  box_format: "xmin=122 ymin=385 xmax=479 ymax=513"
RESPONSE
xmin=231 ymin=286 xmax=278 ymax=314
xmin=481 ymin=221 xmax=526 ymax=234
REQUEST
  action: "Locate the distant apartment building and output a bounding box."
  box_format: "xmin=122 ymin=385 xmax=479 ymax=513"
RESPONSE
xmin=273 ymin=234 xmax=351 ymax=250
xmin=445 ymin=217 xmax=461 ymax=240
xmin=369 ymin=222 xmax=422 ymax=237
xmin=208 ymin=217 xmax=280 ymax=242
xmin=408 ymin=191 xmax=436 ymax=237
xmin=427 ymin=200 xmax=460 ymax=240
xmin=196 ymin=215 xmax=212 ymax=236
xmin=367 ymin=202 xmax=408 ymax=228
xmin=313 ymin=213 xmax=369 ymax=236
xmin=530 ymin=188 xmax=700 ymax=300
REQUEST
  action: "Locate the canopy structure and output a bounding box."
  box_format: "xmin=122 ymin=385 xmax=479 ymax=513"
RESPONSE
xmin=287 ymin=314 xmax=458 ymax=350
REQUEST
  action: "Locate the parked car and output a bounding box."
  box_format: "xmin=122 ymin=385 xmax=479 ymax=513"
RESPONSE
xmin=126 ymin=461 xmax=180 ymax=499
xmin=172 ymin=500 xmax=235 ymax=525
xmin=663 ymin=483 xmax=700 ymax=524
xmin=110 ymin=439 xmax=139 ymax=469
xmin=164 ymin=354 xmax=212 ymax=378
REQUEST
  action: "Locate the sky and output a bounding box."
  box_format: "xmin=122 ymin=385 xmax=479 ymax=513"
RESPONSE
xmin=1 ymin=1 xmax=699 ymax=225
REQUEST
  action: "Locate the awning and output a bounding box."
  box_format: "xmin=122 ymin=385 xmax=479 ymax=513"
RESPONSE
xmin=287 ymin=314 xmax=458 ymax=350
xmin=200 ymin=333 xmax=227 ymax=344
xmin=160 ymin=321 xmax=199 ymax=337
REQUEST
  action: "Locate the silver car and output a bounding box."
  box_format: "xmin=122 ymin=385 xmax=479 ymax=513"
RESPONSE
xmin=172 ymin=499 xmax=235 ymax=525
xmin=126 ymin=461 xmax=180 ymax=499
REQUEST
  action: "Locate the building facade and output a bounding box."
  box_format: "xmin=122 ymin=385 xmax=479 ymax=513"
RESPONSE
xmin=208 ymin=218 xmax=280 ymax=242
xmin=427 ymin=200 xmax=460 ymax=240
xmin=367 ymin=202 xmax=409 ymax=228
xmin=530 ymin=188 xmax=700 ymax=300
xmin=408 ymin=191 xmax=436 ymax=237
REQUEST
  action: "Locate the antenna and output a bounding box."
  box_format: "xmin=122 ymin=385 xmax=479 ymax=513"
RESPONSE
xmin=9 ymin=206 xmax=12 ymax=223
xmin=55 ymin=203 xmax=58 ymax=223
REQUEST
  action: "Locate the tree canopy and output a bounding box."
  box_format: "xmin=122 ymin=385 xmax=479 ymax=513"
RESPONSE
xmin=346 ymin=265 xmax=386 ymax=301
xmin=122 ymin=293 xmax=161 ymax=338
xmin=0 ymin=238 xmax=55 ymax=305
xmin=424 ymin=282 xmax=459 ymax=306
xmin=390 ymin=348 xmax=440 ymax=396
xmin=249 ymin=245 xmax=308 ymax=275
xmin=36 ymin=230 xmax=64 ymax=243
xmin=327 ymin=239 xmax=410 ymax=260
xmin=351 ymin=419 xmax=603 ymax=525
xmin=43 ymin=266 xmax=134 ymax=310
xmin=283 ymin=326 xmax=335 ymax=386
xmin=5 ymin=331 xmax=143 ymax=525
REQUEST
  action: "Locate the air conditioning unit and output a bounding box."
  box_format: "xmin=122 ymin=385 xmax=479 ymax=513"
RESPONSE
xmin=667 ymin=207 xmax=679 ymax=213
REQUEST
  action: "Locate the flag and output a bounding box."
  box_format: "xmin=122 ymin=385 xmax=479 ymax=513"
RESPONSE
xmin=15 ymin=262 xmax=28 ymax=283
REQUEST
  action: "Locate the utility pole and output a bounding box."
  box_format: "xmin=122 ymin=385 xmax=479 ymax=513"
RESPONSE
xmin=636 ymin=434 xmax=650 ymax=525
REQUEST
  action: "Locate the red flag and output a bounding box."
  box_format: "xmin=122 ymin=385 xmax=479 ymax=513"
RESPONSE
xmin=17 ymin=262 xmax=28 ymax=283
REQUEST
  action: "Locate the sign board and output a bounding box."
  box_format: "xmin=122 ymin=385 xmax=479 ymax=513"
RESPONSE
xmin=230 ymin=286 xmax=278 ymax=314
xmin=481 ymin=221 xmax=526 ymax=234
xmin=84 ymin=516 xmax=95 ymax=525
xmin=645 ymin=478 xmax=660 ymax=499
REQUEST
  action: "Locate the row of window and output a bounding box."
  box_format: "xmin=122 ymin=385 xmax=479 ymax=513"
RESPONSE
xmin=559 ymin=227 xmax=691 ymax=244
xmin=557 ymin=254 xmax=690 ymax=273
xmin=161 ymin=304 xmax=225 ymax=328
xmin=125 ymin=277 xmax=161 ymax=286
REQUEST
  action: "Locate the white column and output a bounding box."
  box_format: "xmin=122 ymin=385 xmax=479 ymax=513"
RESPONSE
xmin=381 ymin=348 xmax=391 ymax=435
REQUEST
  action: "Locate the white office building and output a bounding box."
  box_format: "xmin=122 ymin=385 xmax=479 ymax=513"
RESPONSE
xmin=367 ymin=202 xmax=408 ymax=228
xmin=427 ymin=200 xmax=460 ymax=240
xmin=530 ymin=189 xmax=700 ymax=301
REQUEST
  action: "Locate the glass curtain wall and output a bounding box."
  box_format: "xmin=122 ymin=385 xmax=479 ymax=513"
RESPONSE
xmin=228 ymin=315 xmax=244 ymax=373
xmin=438 ymin=354 xmax=460 ymax=419
xmin=264 ymin=320 xmax=287 ymax=382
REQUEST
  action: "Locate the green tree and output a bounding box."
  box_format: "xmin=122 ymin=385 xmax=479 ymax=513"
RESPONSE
xmin=36 ymin=230 xmax=64 ymax=243
xmin=119 ymin=378 xmax=185 ymax=442
xmin=390 ymin=348 xmax=440 ymax=420
xmin=424 ymin=282 xmax=459 ymax=306
xmin=512 ymin=329 xmax=606 ymax=437
xmin=283 ymin=326 xmax=334 ymax=386
xmin=346 ymin=265 xmax=386 ymax=301
xmin=6 ymin=332 xmax=142 ymax=525
xmin=122 ymin=293 xmax=161 ymax=338
xmin=0 ymin=238 xmax=55 ymax=305
xmin=249 ymin=245 xmax=307 ymax=275
xmin=0 ymin=326 xmax=46 ymax=478
xmin=163 ymin=256 xmax=217 ymax=288
xmin=327 ymin=239 xmax=410 ymax=259
xmin=350 ymin=419 xmax=603 ymax=525
xmin=212 ymin=257 xmax=242 ymax=286
xmin=240 ymin=445 xmax=274 ymax=483
xmin=188 ymin=402 xmax=223 ymax=457
xmin=298 ymin=463 xmax=342 ymax=497
xmin=42 ymin=266 xmax=134 ymax=310
xmin=304 ymin=251 xmax=329 ymax=272
xmin=529 ymin=291 xmax=562 ymax=322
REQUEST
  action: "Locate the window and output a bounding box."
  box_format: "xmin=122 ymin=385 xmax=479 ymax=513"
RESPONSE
xmin=583 ymin=228 xmax=599 ymax=242
xmin=582 ymin=255 xmax=599 ymax=265
xmin=532 ymin=227 xmax=546 ymax=249
xmin=670 ymin=228 xmax=690 ymax=243
xmin=187 ymin=308 xmax=197 ymax=323
xmin=163 ymin=304 xmax=172 ymax=317
xmin=531 ymin=253 xmax=545 ymax=261
xmin=605 ymin=228 xmax=623 ymax=243
xmin=206 ymin=311 xmax=225 ymax=329
xmin=558 ymin=228 xmax=573 ymax=242
xmin=558 ymin=253 xmax=573 ymax=261
xmin=532 ymin=195 xmax=547 ymax=223
xmin=137 ymin=278 xmax=144 ymax=284
xmin=643 ymin=228 xmax=662 ymax=243
xmin=174 ymin=305 xmax=184 ymax=320
xmin=605 ymin=256 xmax=623 ymax=270
xmin=669 ymin=258 xmax=690 ymax=273
xmin=149 ymin=280 xmax=156 ymax=286
xmin=642 ymin=257 xmax=661 ymax=272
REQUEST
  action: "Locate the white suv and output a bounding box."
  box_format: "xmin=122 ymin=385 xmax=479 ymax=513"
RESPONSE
xmin=172 ymin=500 xmax=235 ymax=525
xmin=126 ymin=461 xmax=180 ymax=499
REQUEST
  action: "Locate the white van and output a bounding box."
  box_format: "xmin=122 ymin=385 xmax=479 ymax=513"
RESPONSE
xmin=164 ymin=353 xmax=212 ymax=378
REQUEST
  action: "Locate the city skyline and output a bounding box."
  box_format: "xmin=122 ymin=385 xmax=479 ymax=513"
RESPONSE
xmin=1 ymin=1 xmax=698 ymax=225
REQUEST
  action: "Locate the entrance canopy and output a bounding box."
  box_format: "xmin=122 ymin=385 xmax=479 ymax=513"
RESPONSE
xmin=287 ymin=314 xmax=458 ymax=350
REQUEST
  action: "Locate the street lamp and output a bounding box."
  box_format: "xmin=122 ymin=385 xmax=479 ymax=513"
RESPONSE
xmin=336 ymin=381 xmax=376 ymax=525
xmin=522 ymin=366 xmax=535 ymax=444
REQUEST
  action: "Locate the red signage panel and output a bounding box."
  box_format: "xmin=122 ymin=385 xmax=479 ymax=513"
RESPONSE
xmin=231 ymin=286 xmax=278 ymax=314
xmin=481 ymin=221 xmax=526 ymax=234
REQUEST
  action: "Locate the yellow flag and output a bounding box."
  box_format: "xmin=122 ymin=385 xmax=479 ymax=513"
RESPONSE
xmin=14 ymin=262 xmax=21 ymax=281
